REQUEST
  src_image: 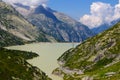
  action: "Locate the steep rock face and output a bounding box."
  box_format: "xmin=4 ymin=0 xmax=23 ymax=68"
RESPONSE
xmin=53 ymin=12 xmax=94 ymax=42
xmin=0 ymin=1 xmax=53 ymax=43
xmin=57 ymin=22 xmax=120 ymax=80
xmin=14 ymin=4 xmax=94 ymax=42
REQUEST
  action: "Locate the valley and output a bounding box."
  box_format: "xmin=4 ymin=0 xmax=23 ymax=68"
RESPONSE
xmin=0 ymin=0 xmax=120 ymax=80
xmin=6 ymin=43 xmax=79 ymax=80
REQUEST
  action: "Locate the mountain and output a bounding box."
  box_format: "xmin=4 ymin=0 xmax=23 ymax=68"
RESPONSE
xmin=0 ymin=1 xmax=52 ymax=80
xmin=92 ymin=19 xmax=120 ymax=34
xmin=55 ymin=22 xmax=120 ymax=80
xmin=14 ymin=4 xmax=94 ymax=42
xmin=53 ymin=11 xmax=94 ymax=42
xmin=0 ymin=1 xmax=55 ymax=46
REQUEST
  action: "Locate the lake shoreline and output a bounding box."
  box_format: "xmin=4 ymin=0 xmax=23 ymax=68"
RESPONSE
xmin=6 ymin=43 xmax=80 ymax=80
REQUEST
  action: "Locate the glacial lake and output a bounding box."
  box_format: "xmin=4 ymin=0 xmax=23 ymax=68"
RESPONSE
xmin=6 ymin=43 xmax=79 ymax=80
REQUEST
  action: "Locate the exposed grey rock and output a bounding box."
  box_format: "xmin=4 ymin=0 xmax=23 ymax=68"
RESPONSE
xmin=82 ymin=76 xmax=93 ymax=80
xmin=14 ymin=4 xmax=94 ymax=42
xmin=105 ymin=72 xmax=116 ymax=77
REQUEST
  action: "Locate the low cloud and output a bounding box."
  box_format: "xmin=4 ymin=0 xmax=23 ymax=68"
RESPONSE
xmin=114 ymin=4 xmax=120 ymax=20
xmin=80 ymin=1 xmax=120 ymax=29
xmin=3 ymin=0 xmax=48 ymax=8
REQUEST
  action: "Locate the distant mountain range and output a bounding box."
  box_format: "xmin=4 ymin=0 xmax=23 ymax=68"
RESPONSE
xmin=14 ymin=3 xmax=94 ymax=42
xmin=55 ymin=21 xmax=120 ymax=80
xmin=92 ymin=19 xmax=120 ymax=34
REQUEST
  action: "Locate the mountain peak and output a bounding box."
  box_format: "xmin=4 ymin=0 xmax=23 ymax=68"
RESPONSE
xmin=9 ymin=1 xmax=94 ymax=42
xmin=34 ymin=5 xmax=59 ymax=21
xmin=41 ymin=4 xmax=47 ymax=9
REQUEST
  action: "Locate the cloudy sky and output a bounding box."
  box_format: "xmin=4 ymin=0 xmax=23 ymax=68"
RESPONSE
xmin=3 ymin=0 xmax=120 ymax=28
xmin=80 ymin=0 xmax=120 ymax=28
xmin=3 ymin=0 xmax=48 ymax=8
xmin=47 ymin=0 xmax=120 ymax=28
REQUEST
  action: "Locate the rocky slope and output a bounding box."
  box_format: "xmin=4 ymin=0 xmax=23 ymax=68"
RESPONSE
xmin=0 ymin=1 xmax=52 ymax=80
xmin=0 ymin=1 xmax=54 ymax=43
xmin=0 ymin=29 xmax=24 ymax=47
xmin=14 ymin=4 xmax=94 ymax=42
xmin=56 ymin=22 xmax=120 ymax=80
xmin=0 ymin=48 xmax=51 ymax=80
xmin=53 ymin=11 xmax=94 ymax=42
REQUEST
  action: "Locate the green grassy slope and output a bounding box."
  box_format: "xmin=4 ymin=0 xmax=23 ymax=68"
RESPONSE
xmin=57 ymin=22 xmax=120 ymax=80
xmin=0 ymin=48 xmax=51 ymax=80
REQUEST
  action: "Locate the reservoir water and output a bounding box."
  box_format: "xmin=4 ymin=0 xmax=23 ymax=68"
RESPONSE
xmin=7 ymin=43 xmax=79 ymax=80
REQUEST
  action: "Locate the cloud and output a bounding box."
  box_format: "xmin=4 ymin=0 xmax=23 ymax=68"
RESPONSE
xmin=3 ymin=0 xmax=48 ymax=8
xmin=80 ymin=15 xmax=103 ymax=28
xmin=114 ymin=4 xmax=120 ymax=20
xmin=80 ymin=1 xmax=120 ymax=29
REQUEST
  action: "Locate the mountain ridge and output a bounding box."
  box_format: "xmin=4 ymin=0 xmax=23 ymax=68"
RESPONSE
xmin=14 ymin=3 xmax=94 ymax=42
xmin=0 ymin=1 xmax=56 ymax=46
xmin=0 ymin=1 xmax=52 ymax=80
